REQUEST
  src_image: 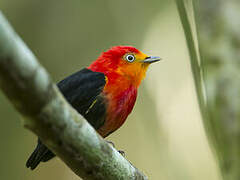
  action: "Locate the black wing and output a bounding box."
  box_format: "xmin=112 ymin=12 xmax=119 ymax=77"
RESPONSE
xmin=26 ymin=68 xmax=107 ymax=170
xmin=57 ymin=68 xmax=107 ymax=129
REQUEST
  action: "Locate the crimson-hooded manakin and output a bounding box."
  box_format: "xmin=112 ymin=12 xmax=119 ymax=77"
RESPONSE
xmin=26 ymin=46 xmax=161 ymax=170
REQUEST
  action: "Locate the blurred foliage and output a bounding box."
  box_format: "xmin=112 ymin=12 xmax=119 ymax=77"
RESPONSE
xmin=194 ymin=0 xmax=240 ymax=179
xmin=175 ymin=0 xmax=206 ymax=127
xmin=0 ymin=0 xmax=231 ymax=180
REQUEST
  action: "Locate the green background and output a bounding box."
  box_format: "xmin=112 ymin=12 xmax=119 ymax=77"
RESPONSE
xmin=0 ymin=0 xmax=221 ymax=179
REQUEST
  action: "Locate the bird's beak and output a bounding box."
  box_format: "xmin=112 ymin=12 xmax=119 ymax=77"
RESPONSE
xmin=143 ymin=56 xmax=161 ymax=64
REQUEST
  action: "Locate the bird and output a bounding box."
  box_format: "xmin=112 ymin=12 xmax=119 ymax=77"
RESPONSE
xmin=26 ymin=46 xmax=161 ymax=170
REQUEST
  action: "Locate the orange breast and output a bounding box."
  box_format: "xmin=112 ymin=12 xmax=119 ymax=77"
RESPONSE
xmin=97 ymin=74 xmax=137 ymax=137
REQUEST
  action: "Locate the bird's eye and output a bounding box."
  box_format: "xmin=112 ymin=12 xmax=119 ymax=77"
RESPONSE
xmin=125 ymin=54 xmax=135 ymax=62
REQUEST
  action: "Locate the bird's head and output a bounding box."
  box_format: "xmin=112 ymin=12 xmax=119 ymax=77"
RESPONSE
xmin=89 ymin=46 xmax=161 ymax=87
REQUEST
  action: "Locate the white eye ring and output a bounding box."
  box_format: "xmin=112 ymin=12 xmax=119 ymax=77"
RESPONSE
xmin=125 ymin=54 xmax=135 ymax=62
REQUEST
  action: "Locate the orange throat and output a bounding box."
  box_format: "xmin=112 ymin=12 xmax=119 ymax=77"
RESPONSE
xmin=87 ymin=46 xmax=152 ymax=137
xmin=98 ymin=74 xmax=139 ymax=137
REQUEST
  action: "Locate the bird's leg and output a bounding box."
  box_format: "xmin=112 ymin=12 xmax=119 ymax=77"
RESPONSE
xmin=106 ymin=141 xmax=125 ymax=156
xmin=118 ymin=150 xmax=125 ymax=156
xmin=106 ymin=141 xmax=115 ymax=148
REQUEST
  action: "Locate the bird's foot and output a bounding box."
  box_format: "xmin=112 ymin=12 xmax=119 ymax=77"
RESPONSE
xmin=118 ymin=150 xmax=125 ymax=156
xmin=106 ymin=141 xmax=115 ymax=148
xmin=106 ymin=141 xmax=125 ymax=156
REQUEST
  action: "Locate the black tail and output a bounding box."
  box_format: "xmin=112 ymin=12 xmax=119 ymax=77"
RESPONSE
xmin=26 ymin=139 xmax=55 ymax=170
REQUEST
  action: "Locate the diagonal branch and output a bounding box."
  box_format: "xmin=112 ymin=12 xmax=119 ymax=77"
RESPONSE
xmin=0 ymin=11 xmax=147 ymax=180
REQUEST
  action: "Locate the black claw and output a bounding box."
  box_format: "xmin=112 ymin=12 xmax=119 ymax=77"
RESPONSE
xmin=106 ymin=141 xmax=115 ymax=148
xmin=118 ymin=150 xmax=125 ymax=156
xmin=106 ymin=141 xmax=125 ymax=156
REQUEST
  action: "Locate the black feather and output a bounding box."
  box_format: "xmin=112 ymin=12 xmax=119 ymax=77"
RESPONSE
xmin=26 ymin=139 xmax=55 ymax=170
xmin=26 ymin=68 xmax=107 ymax=170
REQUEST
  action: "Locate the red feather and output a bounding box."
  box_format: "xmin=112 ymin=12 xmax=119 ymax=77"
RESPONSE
xmin=88 ymin=46 xmax=145 ymax=137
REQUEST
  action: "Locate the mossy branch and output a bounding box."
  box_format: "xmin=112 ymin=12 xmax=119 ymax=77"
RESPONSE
xmin=0 ymin=11 xmax=147 ymax=180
